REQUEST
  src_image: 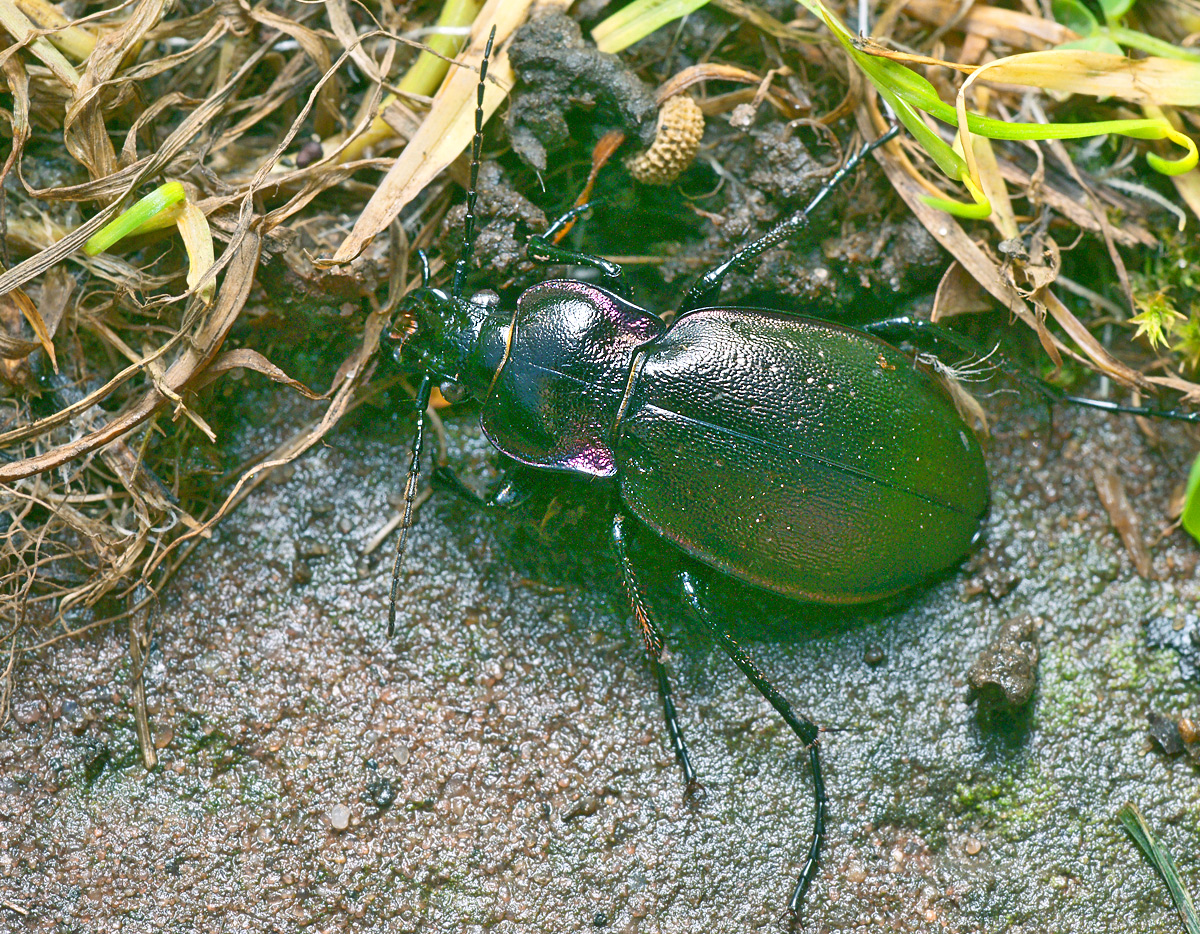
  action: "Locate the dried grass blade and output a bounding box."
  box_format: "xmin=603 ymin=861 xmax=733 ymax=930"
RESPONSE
xmin=330 ymin=0 xmax=569 ymax=265
xmin=903 ymin=0 xmax=1081 ymax=49
xmin=0 ymin=232 xmax=262 ymax=482
xmin=176 ymin=202 xmax=215 ymax=305
xmin=0 ymin=39 xmax=276 ymax=297
xmin=0 ymin=0 xmax=79 ymax=87
xmin=10 ymin=288 xmax=56 ymax=370
xmin=978 ymin=50 xmax=1200 ymax=107
xmin=1092 ymin=468 xmax=1154 ymax=579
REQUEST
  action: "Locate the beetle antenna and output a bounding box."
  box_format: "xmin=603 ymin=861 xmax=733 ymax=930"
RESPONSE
xmin=452 ymin=25 xmax=496 ymax=300
xmin=388 ymin=375 xmax=434 ymax=637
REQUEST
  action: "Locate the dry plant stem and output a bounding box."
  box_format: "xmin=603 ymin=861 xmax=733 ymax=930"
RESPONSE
xmin=12 ymin=0 xmax=95 ymax=60
xmin=994 ymin=159 xmax=1155 ymax=248
xmin=140 ymin=309 xmax=390 ymax=583
xmin=654 ymin=62 xmax=808 ymax=116
xmin=1042 ymin=130 xmax=1134 ymax=314
xmin=710 ymin=0 xmax=818 ymax=43
xmin=127 ymin=593 xmax=157 ymax=769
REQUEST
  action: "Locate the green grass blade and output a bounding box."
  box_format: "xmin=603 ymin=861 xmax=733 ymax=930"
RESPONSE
xmin=84 ymin=182 xmax=186 ymax=256
xmin=1182 ymin=455 xmax=1200 ymax=543
xmin=593 ymin=0 xmax=711 ymax=53
xmin=1118 ymin=801 xmax=1200 ymax=934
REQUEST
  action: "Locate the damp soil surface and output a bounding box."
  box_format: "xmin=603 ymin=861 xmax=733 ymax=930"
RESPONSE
xmin=4 ymin=380 xmax=1200 ymax=934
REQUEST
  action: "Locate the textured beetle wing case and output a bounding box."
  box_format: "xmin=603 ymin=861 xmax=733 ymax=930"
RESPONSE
xmin=615 ymin=309 xmax=989 ymax=603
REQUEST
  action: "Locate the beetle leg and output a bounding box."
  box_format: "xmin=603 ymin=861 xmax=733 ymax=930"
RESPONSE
xmin=527 ymin=240 xmax=630 ymax=299
xmin=527 ymin=202 xmax=631 ymax=298
xmin=388 ymin=376 xmax=434 ymax=637
xmin=432 ymin=464 xmax=536 ymax=511
xmin=679 ymin=570 xmax=825 ymax=914
xmin=864 ymin=315 xmax=1200 ymax=425
xmin=679 ymin=125 xmax=901 ymax=313
xmin=611 ymin=513 xmax=698 ymax=789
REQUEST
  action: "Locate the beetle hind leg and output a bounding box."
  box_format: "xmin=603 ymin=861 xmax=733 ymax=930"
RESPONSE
xmin=611 ymin=513 xmax=698 ymax=790
xmin=679 ymin=570 xmax=826 ymax=914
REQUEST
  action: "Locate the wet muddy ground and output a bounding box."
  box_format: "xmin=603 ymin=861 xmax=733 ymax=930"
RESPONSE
xmin=4 ymin=380 xmax=1200 ymax=933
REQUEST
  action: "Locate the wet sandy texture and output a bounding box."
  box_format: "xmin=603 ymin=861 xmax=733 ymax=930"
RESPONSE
xmin=3 ymin=391 xmax=1199 ymax=933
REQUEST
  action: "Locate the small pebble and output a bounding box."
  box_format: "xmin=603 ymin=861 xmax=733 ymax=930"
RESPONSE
xmin=863 ymin=644 xmax=885 ymax=667
xmin=330 ymin=804 xmax=351 ymax=832
xmin=964 ymin=838 xmax=982 ymax=856
xmin=968 ymin=615 xmax=1040 ymax=707
xmin=296 ymin=538 xmax=330 ymax=559
xmin=393 ymin=745 xmax=410 ymax=767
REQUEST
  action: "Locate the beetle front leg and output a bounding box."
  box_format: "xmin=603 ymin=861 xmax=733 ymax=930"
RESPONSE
xmin=679 ymin=125 xmax=901 ymax=313
xmin=611 ymin=513 xmax=698 ymax=789
xmin=432 ymin=463 xmax=537 ymax=511
xmin=679 ymin=570 xmax=825 ymax=915
xmin=527 ymin=203 xmax=631 ymax=298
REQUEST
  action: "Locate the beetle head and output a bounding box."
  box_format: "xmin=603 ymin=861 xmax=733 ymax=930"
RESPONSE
xmin=388 ymin=286 xmax=498 ymax=389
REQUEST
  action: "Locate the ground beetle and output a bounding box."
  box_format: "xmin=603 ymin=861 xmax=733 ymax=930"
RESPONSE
xmin=382 ymin=29 xmax=1196 ymax=915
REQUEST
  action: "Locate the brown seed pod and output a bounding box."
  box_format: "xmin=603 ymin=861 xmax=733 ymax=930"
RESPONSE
xmin=626 ymin=94 xmax=705 ymax=185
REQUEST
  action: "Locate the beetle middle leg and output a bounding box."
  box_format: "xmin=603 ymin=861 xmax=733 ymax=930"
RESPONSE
xmin=679 ymin=570 xmax=826 ymax=915
xmin=611 ymin=512 xmax=698 ymax=789
xmin=679 ymin=124 xmax=901 ymax=313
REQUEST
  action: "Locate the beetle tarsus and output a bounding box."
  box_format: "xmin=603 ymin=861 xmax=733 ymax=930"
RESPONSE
xmin=612 ymin=513 xmax=699 ymax=787
xmin=680 ymin=570 xmax=826 ymax=911
xmin=787 ymin=743 xmax=827 ymax=913
xmin=655 ymin=654 xmax=698 ymax=785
